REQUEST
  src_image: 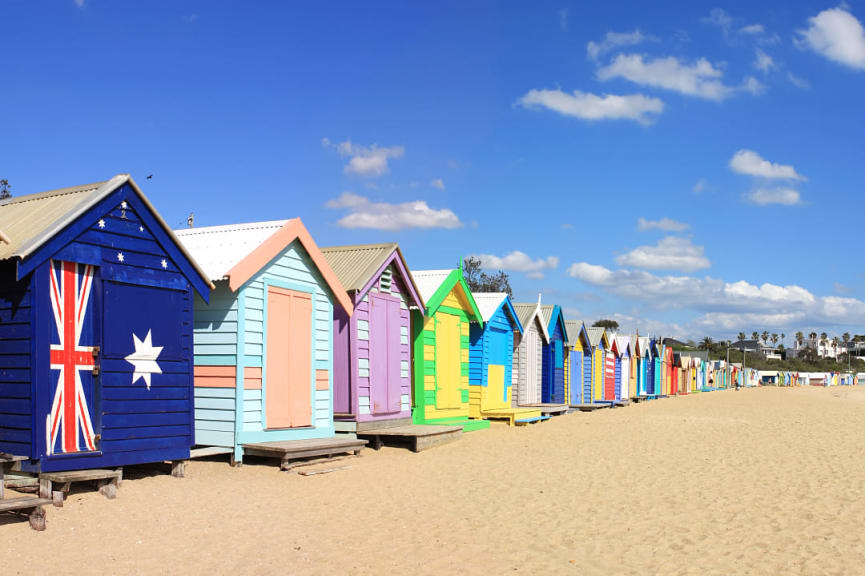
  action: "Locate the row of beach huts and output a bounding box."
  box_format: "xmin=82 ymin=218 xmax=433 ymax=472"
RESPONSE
xmin=0 ymin=175 xmax=858 ymax=529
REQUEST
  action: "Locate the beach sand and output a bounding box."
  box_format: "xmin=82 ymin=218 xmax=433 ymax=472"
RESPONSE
xmin=5 ymin=386 xmax=865 ymax=575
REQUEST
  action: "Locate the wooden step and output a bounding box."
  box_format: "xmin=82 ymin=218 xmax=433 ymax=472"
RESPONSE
xmin=242 ymin=437 xmax=368 ymax=471
xmin=358 ymin=425 xmax=462 ymax=452
xmin=190 ymin=446 xmax=233 ymax=459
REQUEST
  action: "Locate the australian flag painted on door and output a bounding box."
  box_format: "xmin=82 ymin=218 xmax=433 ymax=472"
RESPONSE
xmin=0 ymin=175 xmax=212 ymax=472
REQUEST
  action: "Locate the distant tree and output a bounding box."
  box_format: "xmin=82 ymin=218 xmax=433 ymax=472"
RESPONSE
xmin=761 ymin=331 xmax=769 ymax=345
xmin=752 ymin=331 xmax=759 ymax=341
xmin=737 ymin=332 xmax=746 ymax=341
xmin=770 ymin=333 xmax=779 ymax=347
xmin=809 ymin=331 xmax=817 ymax=342
xmin=819 ymin=332 xmax=828 ymax=357
xmin=795 ymin=331 xmax=804 ymax=348
xmin=462 ymin=256 xmax=512 ymax=297
xmin=832 ymin=336 xmax=840 ymax=361
xmin=700 ymin=336 xmax=713 ymax=350
xmin=593 ymin=319 xmax=619 ymax=331
xmin=781 ymin=333 xmax=785 ymax=345
xmin=0 ymin=179 xmax=10 ymax=201
xmin=843 ymin=332 xmax=851 ymax=349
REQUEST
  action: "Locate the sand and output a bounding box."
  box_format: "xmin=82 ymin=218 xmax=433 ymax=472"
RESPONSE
xmin=4 ymin=386 xmax=865 ymax=575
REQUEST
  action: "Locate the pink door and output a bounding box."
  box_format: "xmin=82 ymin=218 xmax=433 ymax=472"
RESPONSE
xmin=369 ymin=293 xmax=402 ymax=415
xmin=266 ymin=287 xmax=312 ymax=429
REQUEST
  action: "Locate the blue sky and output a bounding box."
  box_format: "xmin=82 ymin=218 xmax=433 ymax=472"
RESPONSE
xmin=3 ymin=1 xmax=865 ymax=342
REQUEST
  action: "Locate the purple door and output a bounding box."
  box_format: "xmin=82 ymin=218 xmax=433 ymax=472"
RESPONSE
xmin=369 ymin=293 xmax=402 ymax=415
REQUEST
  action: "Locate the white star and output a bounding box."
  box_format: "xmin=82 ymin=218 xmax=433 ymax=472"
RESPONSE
xmin=98 ymin=219 xmax=106 ymax=229
xmin=117 ymin=252 xmax=124 ymax=262
xmin=125 ymin=330 xmax=163 ymax=390
xmin=160 ymin=259 xmax=168 ymax=269
xmin=121 ymin=201 xmax=128 ymax=209
xmin=139 ymin=226 xmax=144 ymax=232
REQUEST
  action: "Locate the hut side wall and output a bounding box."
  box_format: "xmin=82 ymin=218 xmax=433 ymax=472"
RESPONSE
xmin=0 ymin=265 xmax=33 ymax=457
xmin=469 ymin=305 xmax=514 ymax=417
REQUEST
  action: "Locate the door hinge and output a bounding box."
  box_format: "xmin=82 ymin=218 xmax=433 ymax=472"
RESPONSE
xmin=92 ymin=365 xmax=100 ymax=376
xmin=91 ymin=346 xmax=100 ymax=358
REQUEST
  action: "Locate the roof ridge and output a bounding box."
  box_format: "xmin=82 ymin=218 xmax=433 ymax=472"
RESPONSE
xmin=0 ymin=179 xmax=109 ymax=207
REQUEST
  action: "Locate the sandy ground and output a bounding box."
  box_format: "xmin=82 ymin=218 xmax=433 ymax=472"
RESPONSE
xmin=4 ymin=386 xmax=865 ymax=575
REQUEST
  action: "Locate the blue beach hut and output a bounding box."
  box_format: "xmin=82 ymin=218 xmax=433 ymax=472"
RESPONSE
xmin=0 ymin=175 xmax=213 ymax=472
xmin=540 ymin=304 xmax=569 ymax=405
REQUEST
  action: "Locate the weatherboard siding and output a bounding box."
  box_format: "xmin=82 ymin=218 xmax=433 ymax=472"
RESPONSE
xmin=469 ymin=304 xmax=515 ymax=417
xmin=0 ymin=267 xmax=33 ymax=457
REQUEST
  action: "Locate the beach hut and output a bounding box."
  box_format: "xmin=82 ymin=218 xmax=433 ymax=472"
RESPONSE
xmin=605 ymin=334 xmax=617 ymax=402
xmin=176 ymin=219 xmax=365 ymax=467
xmin=469 ymin=293 xmax=542 ymax=425
xmin=586 ymin=327 xmax=611 ymax=404
xmin=663 ymin=346 xmax=675 ymax=396
xmin=628 ymin=335 xmax=637 ymax=399
xmin=651 ymin=340 xmax=662 ymax=397
xmin=0 ymin=175 xmax=213 ymax=473
xmin=318 ymin=243 xmax=424 ymax=433
xmin=565 ymin=321 xmax=591 ymax=406
xmin=411 ymin=269 xmax=488 ymax=431
xmin=678 ymin=356 xmax=690 ymax=395
xmin=615 ymin=335 xmax=631 ymax=400
xmin=540 ymin=305 xmax=569 ymax=405
xmin=511 ymin=299 xmax=548 ymax=407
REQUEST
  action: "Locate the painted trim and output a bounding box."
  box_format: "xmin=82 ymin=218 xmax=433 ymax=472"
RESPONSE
xmin=316 ymin=369 xmax=329 ymax=391
xmin=422 ymin=269 xmax=483 ymax=327
xmin=244 ymin=367 xmax=262 ymax=390
xmin=233 ymin=288 xmax=246 ymax=463
xmin=225 ymin=218 xmax=353 ymax=316
xmin=194 ymin=365 xmax=236 ymax=388
xmin=353 ymin=247 xmax=425 ymax=315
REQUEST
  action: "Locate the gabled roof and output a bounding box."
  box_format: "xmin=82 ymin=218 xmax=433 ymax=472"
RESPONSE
xmin=0 ymin=174 xmax=213 ymax=295
xmin=320 ymin=242 xmax=423 ymax=312
xmin=639 ymin=336 xmax=650 ymax=357
xmin=473 ymin=292 xmax=523 ymax=334
xmin=176 ymin=218 xmax=353 ymax=315
xmin=540 ymin=304 xmax=569 ymax=345
xmin=512 ymin=300 xmax=550 ymax=343
xmin=564 ymin=321 xmax=581 ymax=342
xmin=587 ymin=327 xmax=609 ymax=350
xmin=412 ymin=268 xmax=482 ymax=326
xmin=616 ymin=335 xmax=631 ymax=357
xmin=0 ymin=228 xmax=9 ymax=245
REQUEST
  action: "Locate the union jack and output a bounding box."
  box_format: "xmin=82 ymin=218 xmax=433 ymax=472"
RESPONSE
xmin=46 ymin=260 xmax=98 ymax=454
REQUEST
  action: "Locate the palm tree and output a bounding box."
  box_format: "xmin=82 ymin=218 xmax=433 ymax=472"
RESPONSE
xmin=820 ymin=332 xmax=828 ymax=357
xmin=761 ymin=331 xmax=769 ymax=345
xmin=770 ymin=333 xmax=779 ymax=347
xmin=700 ymin=336 xmax=713 ymax=350
xmin=752 ymin=331 xmax=759 ymax=342
xmin=832 ymin=336 xmax=840 ymax=360
xmin=781 ymin=333 xmax=785 ymax=345
xmin=795 ymin=331 xmax=804 ymax=348
xmin=737 ymin=332 xmax=746 ymax=342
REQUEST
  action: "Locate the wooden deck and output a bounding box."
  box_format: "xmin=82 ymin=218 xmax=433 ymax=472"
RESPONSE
xmin=0 ymin=497 xmax=50 ymax=530
xmin=632 ymin=395 xmax=650 ymax=403
xmin=520 ymin=403 xmax=570 ymax=416
xmin=242 ymin=437 xmax=367 ymax=471
xmin=481 ymin=406 xmax=546 ymax=426
xmin=0 ymin=454 xmax=26 ymax=500
xmin=570 ymin=403 xmax=612 ymax=412
xmin=334 ymin=416 xmax=413 ymax=434
xmin=613 ymin=399 xmax=631 ymax=407
xmin=358 ymin=424 xmax=462 ymax=452
xmin=39 ymin=468 xmax=123 ymax=507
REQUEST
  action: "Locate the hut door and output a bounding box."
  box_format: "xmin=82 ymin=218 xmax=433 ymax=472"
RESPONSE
xmin=46 ymin=261 xmax=102 ymax=455
xmin=369 ymin=294 xmax=402 ymax=415
xmin=525 ymin=325 xmax=541 ymax=403
xmin=485 ymin=328 xmax=507 ymax=410
xmin=569 ymin=350 xmax=582 ymax=405
xmin=434 ymin=313 xmax=462 ymax=409
xmin=266 ymin=287 xmax=312 ymax=429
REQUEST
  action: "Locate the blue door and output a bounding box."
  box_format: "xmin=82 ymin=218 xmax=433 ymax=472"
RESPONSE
xmin=570 ymin=350 xmax=582 ymax=405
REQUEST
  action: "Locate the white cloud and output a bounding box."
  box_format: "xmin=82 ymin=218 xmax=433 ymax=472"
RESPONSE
xmin=745 ymin=187 xmax=802 ymax=206
xmin=597 ymin=54 xmax=761 ymax=101
xmin=796 ymin=6 xmax=865 ymax=70
xmin=326 ymin=192 xmax=462 ymax=230
xmin=517 ymin=88 xmax=664 ymax=124
xmin=471 ymin=251 xmax=559 ymax=279
xmin=753 ymin=49 xmax=775 ymax=73
xmin=74 ymin=0 xmax=85 ymax=6
xmin=586 ymin=29 xmax=655 ymax=60
xmin=430 ymin=178 xmax=445 ymax=190
xmin=637 ymin=217 xmax=690 ymax=232
xmin=322 ymin=138 xmax=405 ymax=177
xmin=693 ymin=178 xmax=708 ymax=194
xmin=788 ymin=72 xmax=811 ymax=89
xmin=558 ymin=9 xmax=568 ymax=31
xmin=740 ymin=24 xmax=765 ymax=35
xmin=702 ymin=8 xmax=733 ymax=35
xmin=615 ymin=236 xmax=710 ymax=272
xmin=729 ymin=149 xmax=805 ymax=180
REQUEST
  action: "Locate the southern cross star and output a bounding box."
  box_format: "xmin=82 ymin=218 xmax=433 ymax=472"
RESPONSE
xmin=125 ymin=330 xmax=163 ymax=389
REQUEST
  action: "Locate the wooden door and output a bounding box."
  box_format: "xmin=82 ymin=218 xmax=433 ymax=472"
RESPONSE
xmin=435 ymin=313 xmax=461 ymax=409
xmin=570 ymin=350 xmax=582 ymax=405
xmin=525 ymin=325 xmax=541 ymax=403
xmin=369 ymin=294 xmax=402 ymax=415
xmin=484 ymin=364 xmax=506 ymax=410
xmin=266 ymin=287 xmax=311 ymax=429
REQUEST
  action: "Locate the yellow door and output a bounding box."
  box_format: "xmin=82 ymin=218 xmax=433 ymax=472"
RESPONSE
xmin=484 ymin=365 xmax=507 ymax=411
xmin=435 ymin=313 xmax=461 ymax=409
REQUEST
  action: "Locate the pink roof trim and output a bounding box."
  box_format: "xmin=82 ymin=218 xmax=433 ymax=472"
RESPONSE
xmin=225 ymin=218 xmax=354 ymax=316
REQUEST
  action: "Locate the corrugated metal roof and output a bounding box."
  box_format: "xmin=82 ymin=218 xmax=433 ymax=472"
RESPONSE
xmin=320 ymin=243 xmax=398 ymax=292
xmin=639 ymin=336 xmax=650 ymax=356
xmin=540 ymin=305 xmax=554 ymax=326
xmin=616 ymin=335 xmax=630 ymax=353
xmin=0 ymin=178 xmax=109 ymax=261
xmin=565 ymin=320 xmax=581 ymax=340
xmin=175 ymin=220 xmax=289 ymax=281
xmin=0 ymin=174 xmax=212 ymax=290
xmin=472 ymin=292 xmax=507 ymax=322
xmin=587 ymin=327 xmax=605 ymax=347
xmin=411 ymin=269 xmax=453 ymax=303
xmin=512 ymin=303 xmax=538 ymax=332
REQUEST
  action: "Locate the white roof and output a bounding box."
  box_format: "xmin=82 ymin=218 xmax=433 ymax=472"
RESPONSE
xmin=472 ymin=292 xmax=508 ymax=322
xmin=616 ymin=335 xmax=631 ymax=354
xmin=411 ymin=269 xmax=453 ymax=302
xmin=175 ymin=220 xmax=287 ymax=281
